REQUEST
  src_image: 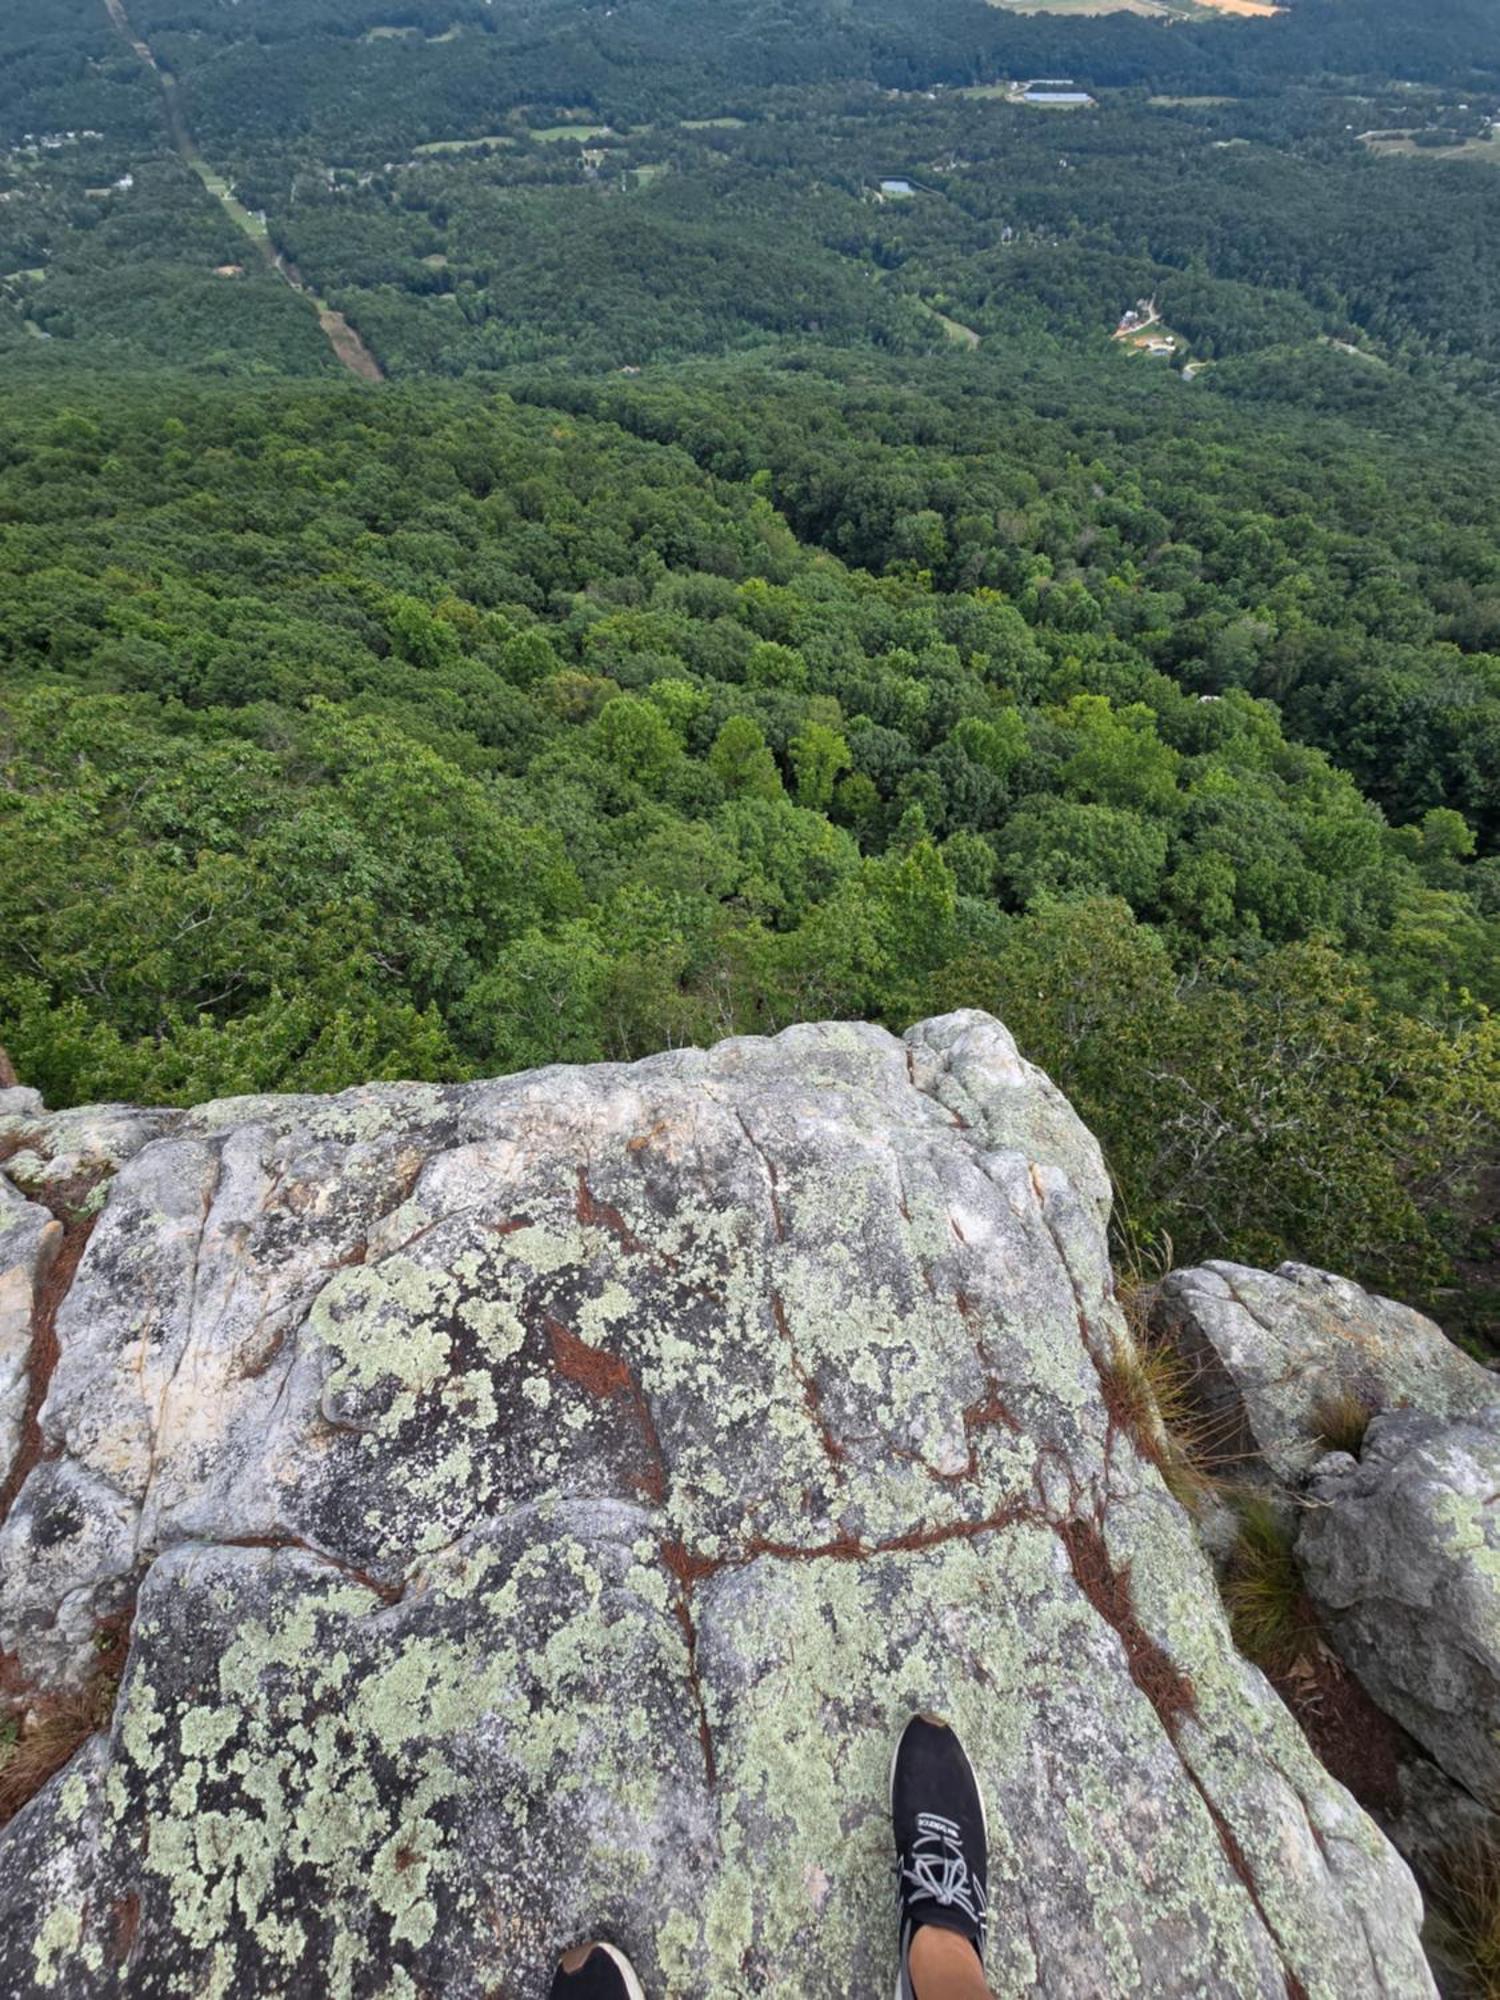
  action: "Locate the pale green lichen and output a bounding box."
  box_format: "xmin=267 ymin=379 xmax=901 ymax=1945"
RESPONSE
xmin=4 ymin=1035 xmax=1420 ymax=1997
xmin=32 ymin=1904 xmax=83 ymax=1989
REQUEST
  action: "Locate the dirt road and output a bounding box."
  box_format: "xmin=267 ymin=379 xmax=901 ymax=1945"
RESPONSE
xmin=99 ymin=0 xmax=383 ymax=382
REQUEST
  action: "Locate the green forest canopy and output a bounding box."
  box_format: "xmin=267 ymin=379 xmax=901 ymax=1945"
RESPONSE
xmin=1 ymin=0 xmax=1497 ymax=1331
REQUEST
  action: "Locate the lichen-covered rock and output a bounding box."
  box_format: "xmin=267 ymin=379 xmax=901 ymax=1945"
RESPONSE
xmin=0 ymin=1098 xmax=180 ymax=1206
xmin=0 ymin=1015 xmax=1435 ymax=1997
xmin=1300 ymin=1408 xmax=1500 ymax=1811
xmin=0 ymin=1177 xmax=60 ymax=1495
xmin=1151 ymin=1261 xmax=1493 ymax=1488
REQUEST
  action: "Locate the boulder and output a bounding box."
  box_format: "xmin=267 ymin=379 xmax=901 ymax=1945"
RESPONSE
xmin=0 ymin=1014 xmax=1434 ymax=1997
xmin=0 ymin=1099 xmax=180 ymax=1204
xmin=1150 ymin=1261 xmax=1494 ymax=1488
xmin=1299 ymin=1407 xmax=1500 ymax=1811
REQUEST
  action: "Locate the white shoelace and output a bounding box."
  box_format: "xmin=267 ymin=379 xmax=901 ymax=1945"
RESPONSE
xmin=898 ymin=1816 xmax=988 ymax=1944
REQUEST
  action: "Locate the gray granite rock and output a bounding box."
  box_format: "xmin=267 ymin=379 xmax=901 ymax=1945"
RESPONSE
xmin=1300 ymin=1407 xmax=1500 ymax=1812
xmin=0 ymin=1177 xmax=60 ymax=1496
xmin=0 ymin=1100 xmax=180 ymax=1204
xmin=0 ymin=1014 xmax=1434 ymax=1997
xmin=1150 ymin=1260 xmax=1494 ymax=1488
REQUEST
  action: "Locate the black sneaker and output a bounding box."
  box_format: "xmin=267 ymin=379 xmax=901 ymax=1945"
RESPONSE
xmin=549 ymin=1943 xmax=646 ymax=2000
xmin=891 ymin=1713 xmax=989 ymax=2000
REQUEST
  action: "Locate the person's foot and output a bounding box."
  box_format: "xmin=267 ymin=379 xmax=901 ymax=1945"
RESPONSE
xmin=891 ymin=1713 xmax=989 ymax=2000
xmin=549 ymin=1941 xmax=646 ymax=2000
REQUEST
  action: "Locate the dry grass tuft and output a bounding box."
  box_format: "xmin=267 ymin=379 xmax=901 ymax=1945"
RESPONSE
xmin=1107 ymin=1254 xmax=1251 ymax=1507
xmin=1099 ymin=1331 xmax=1220 ymax=1507
xmin=1311 ymin=1387 xmax=1378 ymax=1457
xmin=1426 ymin=1831 xmax=1500 ymax=1998
xmin=0 ymin=1677 xmax=115 ymax=1827
xmin=1221 ymin=1496 xmax=1320 ymax=1672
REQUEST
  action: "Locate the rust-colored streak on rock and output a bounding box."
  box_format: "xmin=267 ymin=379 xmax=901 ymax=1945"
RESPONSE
xmin=547 ymin=1315 xmax=632 ymax=1398
xmin=0 ymin=1186 xmax=103 ymax=1526
xmin=108 ymin=1893 xmax=141 ymax=1968
xmin=922 ymin=1387 xmax=1021 ymax=1487
xmin=488 ymin=1215 xmax=533 ymax=1238
xmin=237 ymin=1326 xmax=287 ymax=1382
xmin=1199 ymin=1790 xmax=1311 ymax=2000
xmin=575 ymin=1170 xmax=647 ymax=1255
xmin=215 ymin=1532 xmax=401 ymax=1606
xmin=1057 ymin=1518 xmax=1197 ymax=1734
xmin=965 ymin=1386 xmax=1020 ymax=1437
xmin=762 ymin=1154 xmax=784 ymax=1242
xmin=660 ymin=1539 xmax=722 ymax=1591
xmin=769 ymin=1290 xmax=845 ymax=1468
xmin=875 ymin=1503 xmax=1033 ymax=1556
xmin=744 ymin=1528 xmax=868 ymax=1563
xmin=546 ymin=1315 xmax=667 ymax=1505
xmin=1054 ymin=1521 xmax=1305 ymax=1990
xmin=742 ymin=1506 xmax=1032 ymax=1567
xmin=658 ymin=1539 xmax=718 ymax=1787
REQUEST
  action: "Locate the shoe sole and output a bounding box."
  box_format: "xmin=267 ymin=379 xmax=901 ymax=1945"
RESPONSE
xmin=889 ymin=1716 xmax=990 ymax=2000
xmin=592 ymin=1944 xmax=647 ymax=2000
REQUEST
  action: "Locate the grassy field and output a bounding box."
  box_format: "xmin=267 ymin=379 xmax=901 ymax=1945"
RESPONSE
xmin=928 ymin=306 xmax=981 ymax=348
xmin=191 ymin=161 xmax=269 ymax=243
xmin=530 ymin=124 xmax=614 ymax=143
xmin=413 ymin=135 xmax=516 ymax=155
xmin=1360 ymin=128 xmax=1500 ymax=165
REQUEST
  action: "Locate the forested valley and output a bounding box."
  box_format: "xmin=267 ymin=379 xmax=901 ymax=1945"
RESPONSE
xmin=2 ymin=0 xmax=1498 ymax=1336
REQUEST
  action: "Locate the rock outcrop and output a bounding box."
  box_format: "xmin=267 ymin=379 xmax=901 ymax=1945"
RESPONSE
xmin=1300 ymin=1409 xmax=1500 ymax=1811
xmin=0 ymin=1182 xmax=58 ymax=1504
xmin=1150 ymin=1261 xmax=1494 ymax=1489
xmin=0 ymin=1015 xmax=1435 ymax=1997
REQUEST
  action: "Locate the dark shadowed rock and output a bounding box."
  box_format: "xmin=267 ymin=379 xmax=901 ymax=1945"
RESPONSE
xmin=0 ymin=1015 xmax=1434 ymax=1996
xmin=1300 ymin=1407 xmax=1500 ymax=1812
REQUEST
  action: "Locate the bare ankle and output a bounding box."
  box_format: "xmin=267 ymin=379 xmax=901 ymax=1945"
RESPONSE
xmin=908 ymin=1922 xmax=992 ymax=2000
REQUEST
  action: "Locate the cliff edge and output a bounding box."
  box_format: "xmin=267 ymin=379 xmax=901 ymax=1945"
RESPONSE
xmin=0 ymin=1013 xmax=1433 ymax=1996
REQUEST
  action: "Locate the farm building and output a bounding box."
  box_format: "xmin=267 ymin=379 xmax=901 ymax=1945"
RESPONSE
xmin=1023 ymin=90 xmax=1095 ymax=107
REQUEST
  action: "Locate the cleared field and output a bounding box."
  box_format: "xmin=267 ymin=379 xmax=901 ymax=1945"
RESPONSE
xmin=191 ymin=160 xmax=269 ymax=242
xmin=531 ymin=124 xmax=613 ymax=142
xmin=413 ymin=134 xmax=516 ymax=155
xmin=682 ymin=117 xmax=746 ymax=129
xmin=929 ymin=308 xmax=981 ymax=348
xmin=1360 ymin=128 xmax=1500 ymax=165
